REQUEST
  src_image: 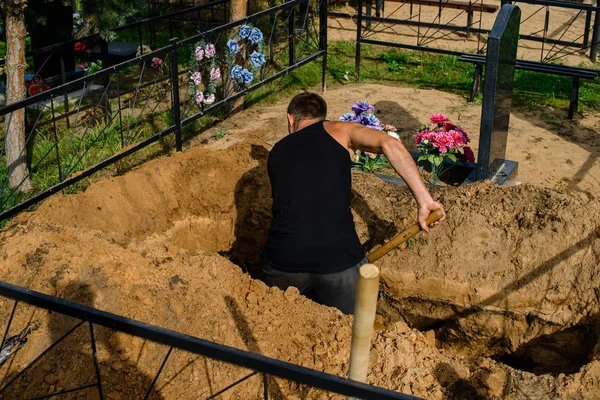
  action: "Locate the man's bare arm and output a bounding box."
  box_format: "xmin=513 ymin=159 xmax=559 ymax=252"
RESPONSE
xmin=340 ymin=122 xmax=446 ymax=231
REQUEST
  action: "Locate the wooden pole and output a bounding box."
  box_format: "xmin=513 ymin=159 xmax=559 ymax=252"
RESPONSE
xmin=347 ymin=263 xmax=380 ymax=396
xmin=367 ymin=208 xmax=444 ymax=263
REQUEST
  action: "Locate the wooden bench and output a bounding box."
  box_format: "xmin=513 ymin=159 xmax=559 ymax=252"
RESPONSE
xmin=458 ymin=53 xmax=599 ymax=119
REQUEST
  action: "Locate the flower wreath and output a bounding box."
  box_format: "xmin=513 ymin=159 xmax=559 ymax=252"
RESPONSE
xmin=226 ymin=24 xmax=266 ymax=91
xmin=189 ymin=40 xmax=220 ymax=106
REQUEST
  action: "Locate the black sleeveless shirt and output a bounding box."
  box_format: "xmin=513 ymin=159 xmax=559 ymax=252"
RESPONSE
xmin=264 ymin=121 xmax=365 ymax=273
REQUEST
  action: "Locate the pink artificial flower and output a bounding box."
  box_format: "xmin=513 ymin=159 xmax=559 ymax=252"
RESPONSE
xmin=77 ymin=63 xmax=86 ymax=70
xmin=151 ymin=57 xmax=164 ymax=69
xmin=210 ymin=67 xmax=220 ymax=81
xmin=430 ymin=113 xmax=449 ymax=125
xmin=442 ymin=122 xmax=456 ymax=131
xmin=205 ymin=44 xmax=216 ymax=58
xmin=462 ymin=146 xmax=475 ymax=163
xmin=28 ymin=86 xmax=41 ymax=96
xmin=195 ymin=91 xmax=204 ymax=104
xmin=204 ymin=94 xmax=215 ymax=104
xmin=191 ymin=71 xmax=202 ymax=86
xmin=74 ymin=41 xmax=86 ymax=51
xmin=449 ymin=129 xmax=466 ymax=146
xmin=42 ymin=84 xmax=50 ymax=90
xmin=432 ymin=131 xmax=455 ymax=153
xmin=382 ymin=124 xmax=397 ymax=132
xmin=195 ymin=46 xmax=204 ymax=61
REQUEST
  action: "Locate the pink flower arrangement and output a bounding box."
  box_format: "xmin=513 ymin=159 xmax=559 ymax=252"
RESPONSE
xmin=205 ymin=44 xmax=216 ymax=58
xmin=191 ymin=71 xmax=202 ymax=86
xmin=195 ymin=92 xmax=204 ymax=105
xmin=150 ymin=57 xmax=164 ymax=70
xmin=204 ymin=94 xmax=215 ymax=104
xmin=430 ymin=113 xmax=449 ymax=125
xmin=415 ymin=113 xmax=475 ymax=185
xmin=195 ymin=47 xmax=204 ymax=61
xmin=210 ymin=67 xmax=221 ymax=81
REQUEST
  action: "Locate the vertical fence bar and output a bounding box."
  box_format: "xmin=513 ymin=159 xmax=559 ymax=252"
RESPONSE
xmin=584 ymin=9 xmax=592 ymax=48
xmin=541 ymin=5 xmax=550 ymax=62
xmin=143 ymin=346 xmax=173 ymax=400
xmin=289 ymin=2 xmax=296 ymax=67
xmin=263 ymin=373 xmax=269 ymax=399
xmin=89 ymin=322 xmax=104 ymax=399
xmin=59 ymin=48 xmax=71 ymax=129
xmin=169 ymin=39 xmax=182 ymax=152
xmin=0 ymin=301 xmax=18 ymax=352
xmin=591 ymin=7 xmax=600 ymax=62
xmin=50 ymin=97 xmax=63 ymax=182
xmin=355 ymin=0 xmax=363 ymax=82
xmin=320 ymin=0 xmax=328 ymax=92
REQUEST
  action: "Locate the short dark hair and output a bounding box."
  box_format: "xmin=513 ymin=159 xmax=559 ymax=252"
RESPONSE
xmin=287 ymin=92 xmax=327 ymax=121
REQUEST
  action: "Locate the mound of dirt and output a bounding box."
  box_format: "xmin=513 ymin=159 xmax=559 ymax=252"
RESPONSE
xmin=1 ymin=137 xmax=600 ymax=398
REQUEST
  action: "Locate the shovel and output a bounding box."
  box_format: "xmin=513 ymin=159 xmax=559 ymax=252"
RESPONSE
xmin=366 ymin=208 xmax=445 ymax=263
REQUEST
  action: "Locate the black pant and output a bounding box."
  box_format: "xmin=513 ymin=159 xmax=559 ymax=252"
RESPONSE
xmin=261 ymin=257 xmax=369 ymax=315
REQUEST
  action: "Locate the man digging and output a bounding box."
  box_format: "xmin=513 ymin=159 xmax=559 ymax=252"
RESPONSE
xmin=261 ymin=92 xmax=445 ymax=314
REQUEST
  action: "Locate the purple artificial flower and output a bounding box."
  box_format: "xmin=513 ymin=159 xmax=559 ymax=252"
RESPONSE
xmin=351 ymin=100 xmax=374 ymax=115
xmin=210 ymin=67 xmax=221 ymax=81
xmin=191 ymin=71 xmax=202 ymax=86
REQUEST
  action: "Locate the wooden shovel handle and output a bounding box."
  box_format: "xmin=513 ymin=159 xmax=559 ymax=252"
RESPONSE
xmin=367 ymin=208 xmax=444 ymax=263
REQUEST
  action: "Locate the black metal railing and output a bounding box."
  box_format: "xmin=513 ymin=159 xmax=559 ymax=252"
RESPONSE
xmin=0 ymin=281 xmax=419 ymax=399
xmin=0 ymin=0 xmax=327 ymax=223
xmin=341 ymin=0 xmax=600 ymax=79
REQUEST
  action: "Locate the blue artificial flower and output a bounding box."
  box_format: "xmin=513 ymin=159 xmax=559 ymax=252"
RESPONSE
xmin=227 ymin=39 xmax=239 ymax=54
xmin=231 ymin=65 xmax=243 ymax=79
xmin=241 ymin=69 xmax=254 ymax=85
xmin=248 ymin=27 xmax=264 ymax=44
xmin=250 ymin=51 xmax=266 ymax=68
xmin=351 ymin=100 xmax=374 ymax=115
xmin=339 ymin=112 xmax=356 ymax=122
xmin=239 ymin=25 xmax=252 ymax=39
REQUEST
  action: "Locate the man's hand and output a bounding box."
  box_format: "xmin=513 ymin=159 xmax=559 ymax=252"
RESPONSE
xmin=418 ymin=200 xmax=445 ymax=233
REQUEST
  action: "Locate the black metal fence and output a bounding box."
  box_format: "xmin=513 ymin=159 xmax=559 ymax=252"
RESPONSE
xmin=340 ymin=0 xmax=600 ymax=80
xmin=0 ymin=0 xmax=229 ymax=89
xmin=0 ymin=0 xmax=327 ymax=223
xmin=0 ymin=281 xmax=418 ymax=399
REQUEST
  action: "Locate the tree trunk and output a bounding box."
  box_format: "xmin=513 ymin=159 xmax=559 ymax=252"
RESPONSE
xmin=4 ymin=8 xmax=32 ymax=193
xmin=228 ymin=0 xmax=247 ymax=113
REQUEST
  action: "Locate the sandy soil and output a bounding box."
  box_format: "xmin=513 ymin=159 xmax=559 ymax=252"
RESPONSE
xmin=0 ymin=83 xmax=600 ymax=399
xmin=328 ymin=1 xmax=600 ymax=67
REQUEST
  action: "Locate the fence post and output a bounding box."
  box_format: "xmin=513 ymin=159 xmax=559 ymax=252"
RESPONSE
xmin=591 ymin=8 xmax=600 ymax=62
xmin=584 ymin=9 xmax=592 ymax=49
xmin=169 ymin=39 xmax=182 ymax=152
xmin=289 ymin=1 xmax=296 ymax=67
xmin=355 ymin=0 xmax=363 ymax=82
xmin=320 ymin=0 xmax=328 ymax=92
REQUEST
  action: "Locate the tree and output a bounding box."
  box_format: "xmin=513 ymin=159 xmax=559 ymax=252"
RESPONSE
xmin=1 ymin=0 xmax=146 ymax=194
xmin=1 ymin=0 xmax=31 ymax=193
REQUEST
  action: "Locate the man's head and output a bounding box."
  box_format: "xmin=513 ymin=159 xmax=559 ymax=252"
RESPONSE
xmin=287 ymin=92 xmax=327 ymax=133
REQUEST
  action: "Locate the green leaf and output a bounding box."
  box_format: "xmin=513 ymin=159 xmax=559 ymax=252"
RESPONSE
xmin=447 ymin=153 xmax=457 ymax=162
xmin=434 ymin=156 xmax=443 ymax=166
xmin=417 ymin=155 xmax=428 ymax=162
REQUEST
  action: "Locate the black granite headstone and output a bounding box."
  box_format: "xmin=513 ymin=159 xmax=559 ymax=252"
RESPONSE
xmin=476 ymin=5 xmax=521 ymax=182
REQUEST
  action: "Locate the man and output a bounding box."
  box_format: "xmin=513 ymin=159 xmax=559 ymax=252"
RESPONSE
xmin=261 ymin=92 xmax=445 ymax=314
